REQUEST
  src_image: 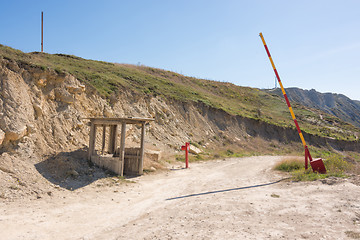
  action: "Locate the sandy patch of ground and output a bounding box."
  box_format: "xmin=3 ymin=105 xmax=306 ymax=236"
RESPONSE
xmin=1 ymin=156 xmax=360 ymax=240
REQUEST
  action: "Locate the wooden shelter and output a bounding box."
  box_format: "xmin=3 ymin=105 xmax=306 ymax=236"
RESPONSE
xmin=87 ymin=117 xmax=154 ymax=176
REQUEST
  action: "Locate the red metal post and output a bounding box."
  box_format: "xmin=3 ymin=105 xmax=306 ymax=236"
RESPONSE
xmin=185 ymin=142 xmax=189 ymax=168
xmin=181 ymin=142 xmax=190 ymax=168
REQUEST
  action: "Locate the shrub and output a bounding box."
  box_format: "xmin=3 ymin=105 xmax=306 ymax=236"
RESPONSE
xmin=226 ymin=149 xmax=234 ymax=156
xmin=274 ymin=158 xmax=304 ymax=172
xmin=275 ymin=155 xmax=352 ymax=181
xmin=324 ymin=155 xmax=351 ymax=173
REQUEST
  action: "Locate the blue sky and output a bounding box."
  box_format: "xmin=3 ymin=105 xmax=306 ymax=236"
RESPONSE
xmin=1 ymin=0 xmax=360 ymax=100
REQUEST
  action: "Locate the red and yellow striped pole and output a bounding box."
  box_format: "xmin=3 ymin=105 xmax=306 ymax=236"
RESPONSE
xmin=259 ymin=32 xmax=311 ymax=169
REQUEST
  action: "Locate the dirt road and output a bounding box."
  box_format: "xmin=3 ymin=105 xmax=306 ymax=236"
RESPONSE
xmin=1 ymin=156 xmax=360 ymax=240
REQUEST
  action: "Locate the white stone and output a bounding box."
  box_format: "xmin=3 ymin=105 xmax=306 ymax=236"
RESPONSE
xmin=189 ymin=145 xmax=202 ymax=154
xmin=145 ymin=150 xmax=162 ymax=161
xmin=0 ymin=129 xmax=5 ymax=145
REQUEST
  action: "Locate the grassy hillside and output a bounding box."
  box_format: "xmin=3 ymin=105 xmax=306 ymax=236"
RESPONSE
xmin=1 ymin=44 xmax=359 ymax=141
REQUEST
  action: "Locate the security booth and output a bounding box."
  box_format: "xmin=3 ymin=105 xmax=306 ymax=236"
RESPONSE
xmin=87 ymin=117 xmax=154 ymax=176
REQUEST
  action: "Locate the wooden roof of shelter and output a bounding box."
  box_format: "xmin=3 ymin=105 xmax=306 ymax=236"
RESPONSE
xmin=86 ymin=117 xmax=155 ymax=125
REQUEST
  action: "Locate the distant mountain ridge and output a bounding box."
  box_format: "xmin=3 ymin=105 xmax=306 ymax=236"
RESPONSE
xmin=265 ymin=87 xmax=360 ymax=128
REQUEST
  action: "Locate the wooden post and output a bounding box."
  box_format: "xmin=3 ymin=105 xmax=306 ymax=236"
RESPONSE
xmin=139 ymin=122 xmax=145 ymax=175
xmin=119 ymin=122 xmax=126 ymax=176
xmin=101 ymin=125 xmax=106 ymax=154
xmin=108 ymin=125 xmax=118 ymax=154
xmin=41 ymin=11 xmax=43 ymax=52
xmin=88 ymin=121 xmax=97 ymax=160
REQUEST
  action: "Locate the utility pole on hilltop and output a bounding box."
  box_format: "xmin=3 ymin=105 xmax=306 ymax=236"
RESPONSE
xmin=41 ymin=11 xmax=44 ymax=52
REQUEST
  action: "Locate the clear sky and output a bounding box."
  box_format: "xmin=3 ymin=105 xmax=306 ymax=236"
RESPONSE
xmin=1 ymin=0 xmax=360 ymax=100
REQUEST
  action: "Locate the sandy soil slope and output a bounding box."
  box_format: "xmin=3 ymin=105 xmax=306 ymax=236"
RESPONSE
xmin=1 ymin=156 xmax=360 ymax=240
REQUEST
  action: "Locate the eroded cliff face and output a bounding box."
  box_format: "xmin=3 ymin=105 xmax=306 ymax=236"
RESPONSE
xmin=0 ymin=58 xmax=262 ymax=158
xmin=0 ymin=58 xmax=359 ymax=200
xmin=0 ymin=59 xmax=244 ymax=199
xmin=1 ymin=58 xmax=359 ymax=156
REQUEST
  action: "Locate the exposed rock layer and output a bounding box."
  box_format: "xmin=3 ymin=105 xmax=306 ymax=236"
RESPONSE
xmin=0 ymin=58 xmax=359 ymax=200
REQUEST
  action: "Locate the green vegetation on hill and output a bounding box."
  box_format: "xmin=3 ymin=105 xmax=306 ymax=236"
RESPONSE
xmin=0 ymin=44 xmax=359 ymax=141
xmin=274 ymin=154 xmax=352 ymax=181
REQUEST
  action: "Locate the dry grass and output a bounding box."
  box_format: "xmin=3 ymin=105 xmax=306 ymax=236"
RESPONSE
xmin=346 ymin=231 xmax=360 ymax=239
xmin=273 ymin=153 xmax=357 ymax=181
xmin=274 ymin=157 xmax=304 ymax=172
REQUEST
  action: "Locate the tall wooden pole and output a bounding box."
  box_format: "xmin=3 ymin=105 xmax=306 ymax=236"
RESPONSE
xmin=139 ymin=123 xmax=145 ymax=175
xmin=119 ymin=123 xmax=126 ymax=176
xmin=88 ymin=121 xmax=96 ymax=160
xmin=41 ymin=11 xmax=43 ymax=52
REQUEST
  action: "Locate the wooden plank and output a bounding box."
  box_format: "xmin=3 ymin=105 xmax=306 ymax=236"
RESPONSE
xmin=124 ymin=155 xmax=140 ymax=160
xmin=124 ymin=148 xmax=140 ymax=155
xmin=139 ymin=122 xmax=145 ymax=175
xmin=101 ymin=125 xmax=106 ymax=155
xmin=85 ymin=117 xmax=155 ymax=121
xmin=85 ymin=117 xmax=154 ymax=125
xmin=88 ymin=122 xmax=97 ymax=160
xmin=119 ymin=122 xmax=126 ymax=176
xmin=124 ymin=156 xmax=140 ymax=175
xmin=108 ymin=125 xmax=118 ymax=154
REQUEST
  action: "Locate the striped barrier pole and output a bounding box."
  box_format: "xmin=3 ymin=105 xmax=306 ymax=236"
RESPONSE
xmin=259 ymin=32 xmax=310 ymax=169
